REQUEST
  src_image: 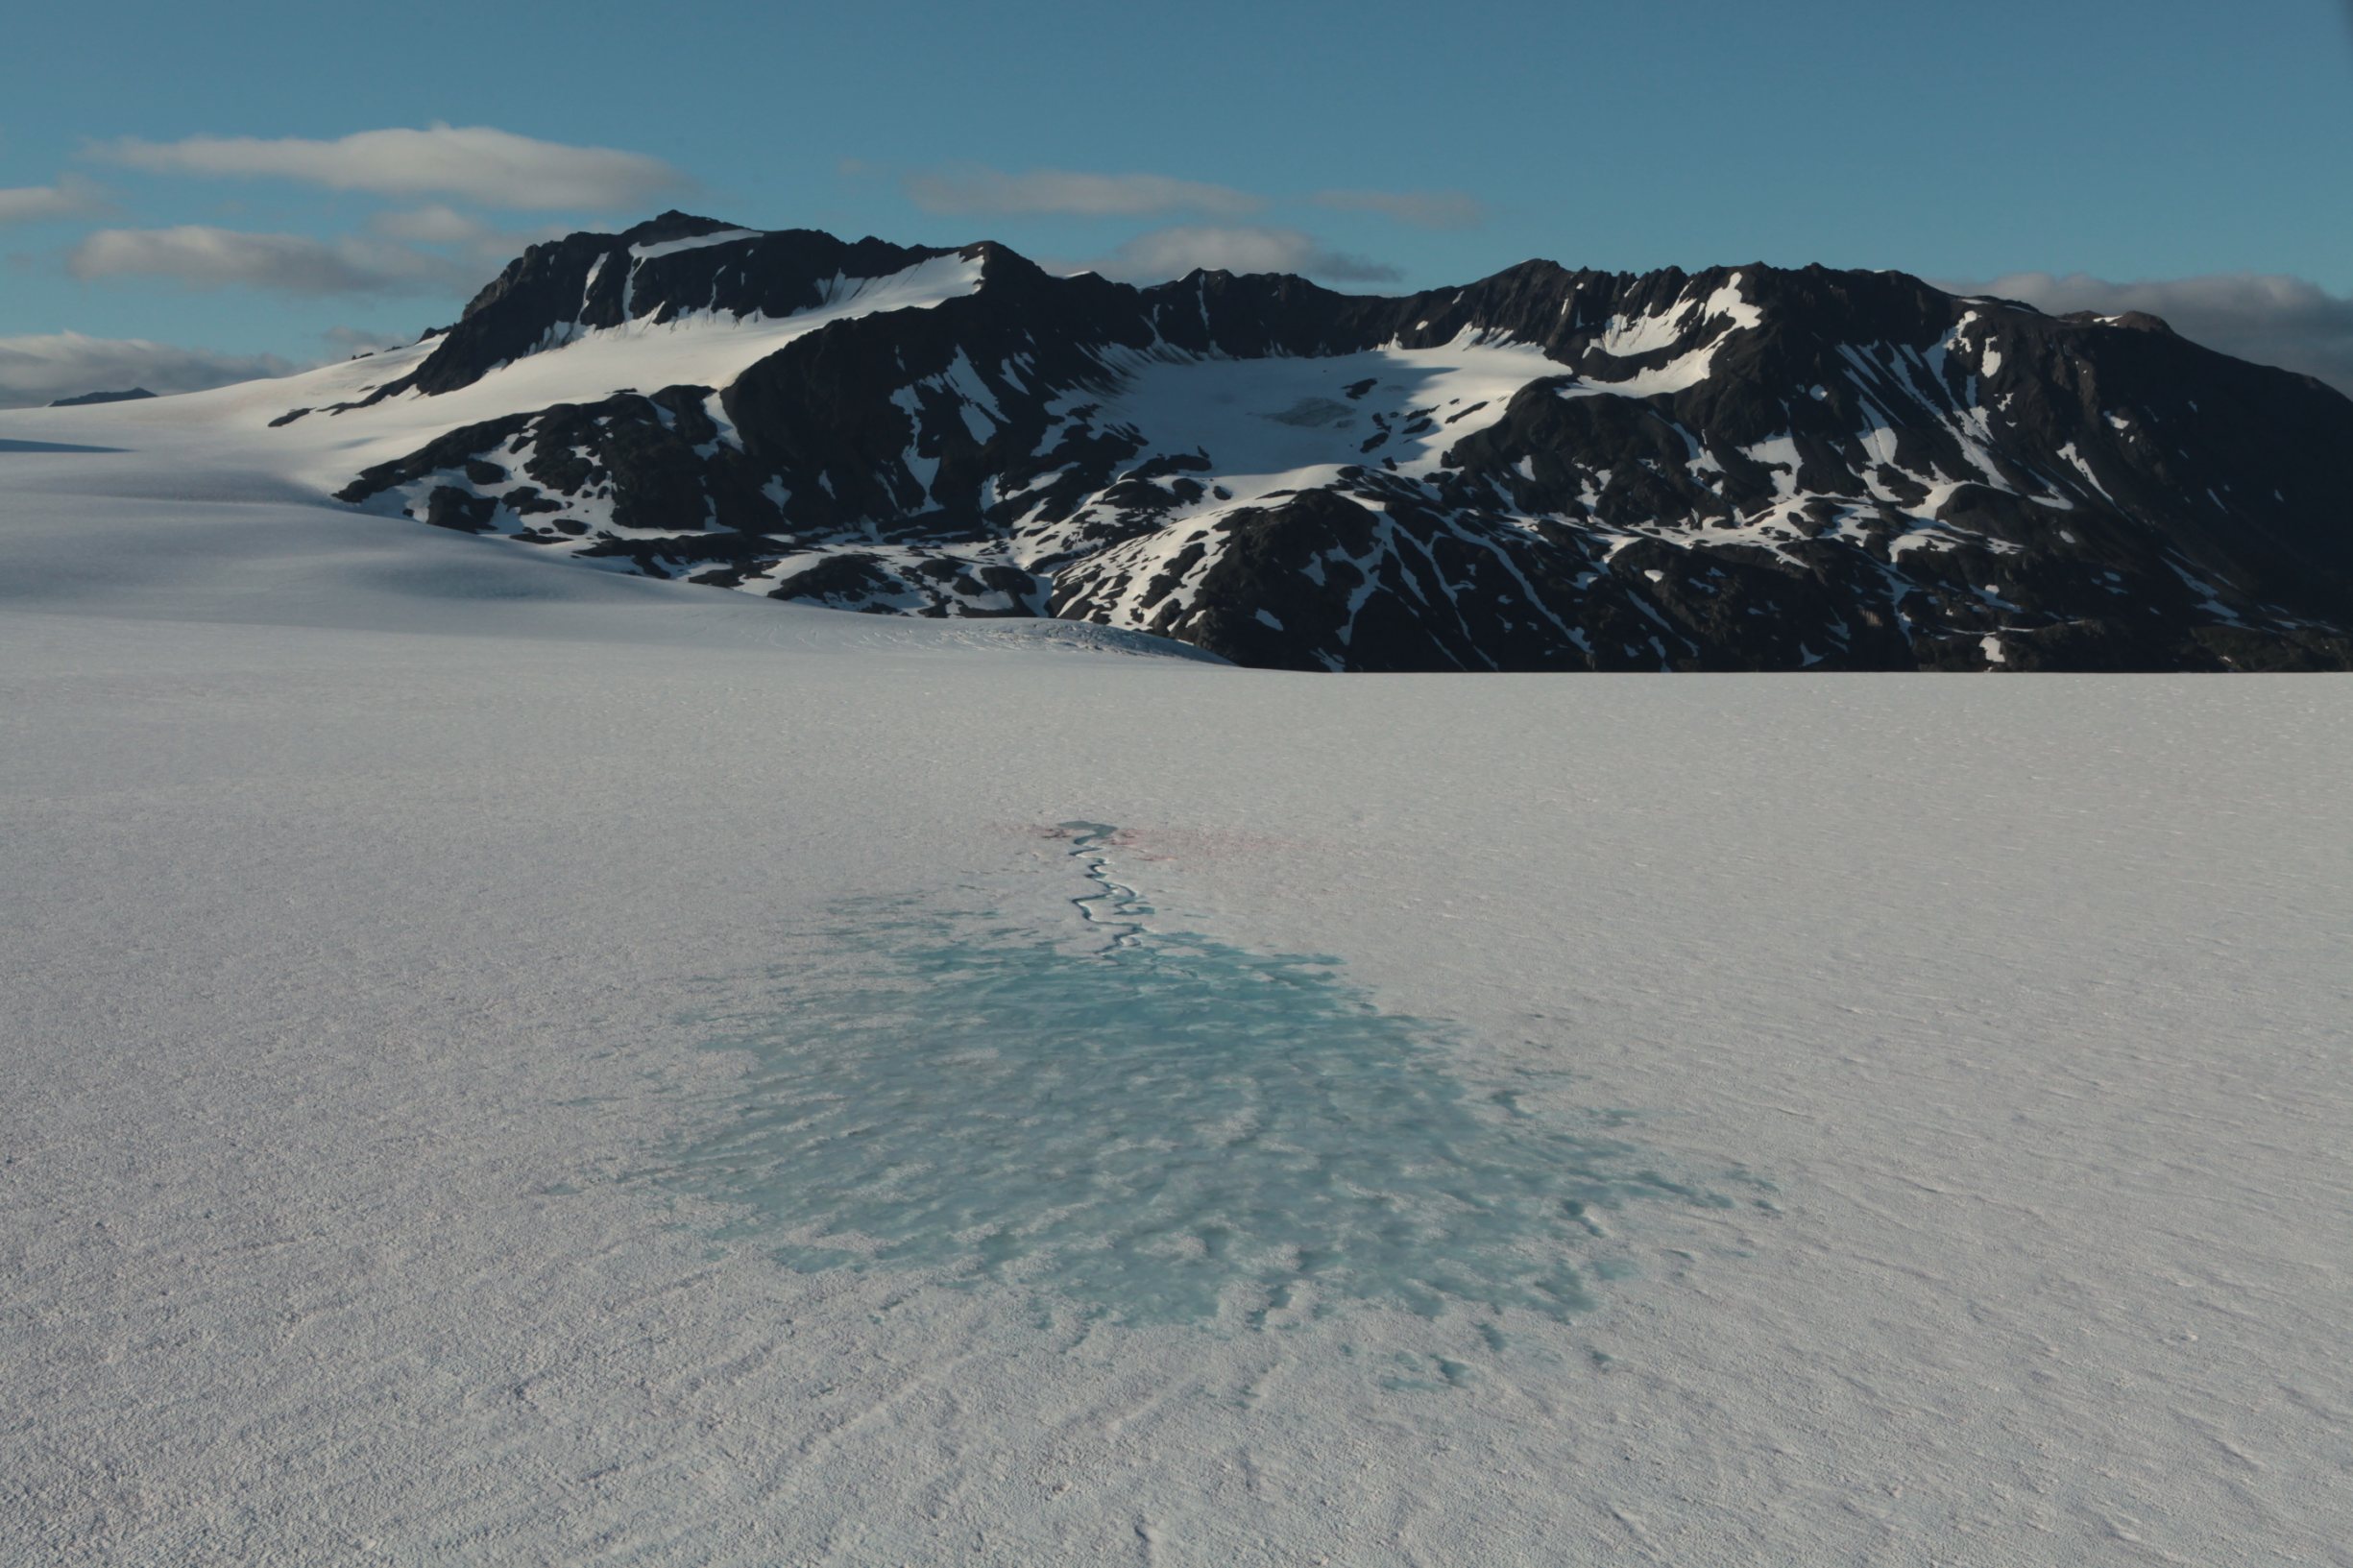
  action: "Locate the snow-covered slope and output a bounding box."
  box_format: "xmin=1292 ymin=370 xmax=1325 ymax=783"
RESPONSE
xmin=8 ymin=211 xmax=2348 ymax=671
xmin=0 ymin=241 xmax=988 ymax=501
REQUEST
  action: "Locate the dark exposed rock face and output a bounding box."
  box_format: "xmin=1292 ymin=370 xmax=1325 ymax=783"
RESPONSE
xmin=48 ymin=388 xmax=156 ymax=407
xmin=331 ymin=214 xmax=2353 ymax=671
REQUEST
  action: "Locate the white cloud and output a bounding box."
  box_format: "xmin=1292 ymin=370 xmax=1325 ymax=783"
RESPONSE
xmin=368 ymin=204 xmax=495 ymax=246
xmin=90 ymin=124 xmax=690 ymax=211
xmin=905 ymin=165 xmax=1265 ymax=219
xmin=895 ymin=164 xmax=1484 ymax=234
xmin=369 ymin=205 xmax=571 ymax=267
xmin=1310 ymin=188 xmax=1486 ymax=229
xmin=68 ymin=226 xmax=472 ymax=296
xmin=1951 ymin=270 xmax=2353 ymax=396
xmin=1085 ymin=225 xmax=1400 ymax=285
xmin=0 ymin=173 xmax=109 ymax=226
xmin=0 ymin=331 xmax=294 ymax=408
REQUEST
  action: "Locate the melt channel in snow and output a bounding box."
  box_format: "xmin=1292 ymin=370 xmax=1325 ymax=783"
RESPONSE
xmin=666 ymin=824 xmax=1742 ymax=1333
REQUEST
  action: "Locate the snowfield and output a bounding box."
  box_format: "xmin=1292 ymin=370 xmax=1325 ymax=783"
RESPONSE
xmin=0 ymin=248 xmax=987 ymax=499
xmin=3 ymin=401 xmax=2351 ymax=1565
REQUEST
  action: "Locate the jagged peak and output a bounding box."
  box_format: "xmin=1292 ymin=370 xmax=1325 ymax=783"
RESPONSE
xmin=952 ymin=238 xmax=1049 ymax=284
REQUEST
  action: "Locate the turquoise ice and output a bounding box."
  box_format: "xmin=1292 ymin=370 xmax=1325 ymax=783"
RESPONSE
xmin=675 ymin=825 xmax=1728 ymax=1327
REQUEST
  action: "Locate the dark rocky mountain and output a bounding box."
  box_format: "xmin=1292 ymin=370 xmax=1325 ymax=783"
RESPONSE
xmin=330 ymin=211 xmax=2353 ymax=671
xmin=49 ymin=388 xmax=155 ymax=407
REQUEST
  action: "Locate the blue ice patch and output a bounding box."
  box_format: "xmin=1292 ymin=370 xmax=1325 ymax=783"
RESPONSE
xmin=673 ymin=824 xmax=1732 ymax=1328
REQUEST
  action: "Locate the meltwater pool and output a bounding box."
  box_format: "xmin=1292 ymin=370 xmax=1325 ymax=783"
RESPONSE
xmin=674 ymin=825 xmax=1732 ymax=1329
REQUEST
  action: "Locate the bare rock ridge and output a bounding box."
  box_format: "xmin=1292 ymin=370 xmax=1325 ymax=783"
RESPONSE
xmin=48 ymin=387 xmax=156 ymax=407
xmin=333 ymin=211 xmax=2353 ymax=671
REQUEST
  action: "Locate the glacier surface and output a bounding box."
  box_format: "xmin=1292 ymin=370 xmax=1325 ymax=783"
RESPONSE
xmin=3 ymin=407 xmax=2350 ymax=1565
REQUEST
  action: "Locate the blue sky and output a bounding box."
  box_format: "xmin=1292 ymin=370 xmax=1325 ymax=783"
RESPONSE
xmin=4 ymin=0 xmax=2352 ymax=400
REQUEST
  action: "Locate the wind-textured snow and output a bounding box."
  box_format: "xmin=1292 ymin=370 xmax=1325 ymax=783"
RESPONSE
xmin=3 ymin=401 xmax=2352 ymax=1564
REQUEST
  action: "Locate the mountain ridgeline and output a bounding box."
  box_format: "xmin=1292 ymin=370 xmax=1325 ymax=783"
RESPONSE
xmin=331 ymin=211 xmax=2353 ymax=671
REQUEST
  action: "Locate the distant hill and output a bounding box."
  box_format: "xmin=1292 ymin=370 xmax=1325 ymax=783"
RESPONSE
xmin=47 ymin=388 xmax=157 ymax=408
